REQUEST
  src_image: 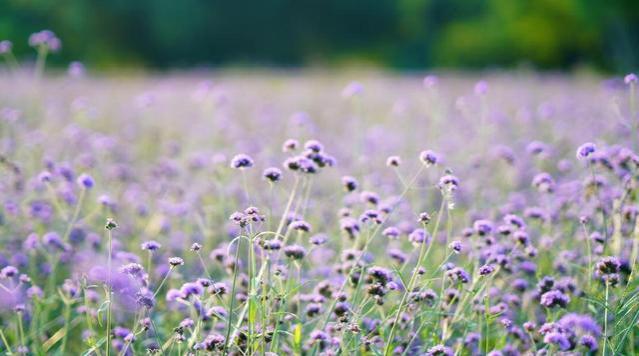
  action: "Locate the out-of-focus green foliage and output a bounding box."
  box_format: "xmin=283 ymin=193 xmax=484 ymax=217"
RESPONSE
xmin=0 ymin=0 xmax=637 ymax=70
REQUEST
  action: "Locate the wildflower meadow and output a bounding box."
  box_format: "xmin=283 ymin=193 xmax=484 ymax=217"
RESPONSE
xmin=1 ymin=31 xmax=639 ymax=355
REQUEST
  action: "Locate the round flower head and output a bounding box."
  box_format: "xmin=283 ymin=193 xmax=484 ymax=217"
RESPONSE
xmin=532 ymin=172 xmax=555 ymax=193
xmin=282 ymin=139 xmax=299 ymax=152
xmin=68 ymin=61 xmax=85 ymax=78
xmin=230 ymin=154 xmax=254 ymax=169
xmin=290 ymin=220 xmax=312 ymax=233
xmin=449 ymin=240 xmax=462 ymax=253
xmin=418 ymin=212 xmax=431 ymax=224
xmin=474 ymin=80 xmax=488 ymax=95
xmin=576 ymin=142 xmax=596 ymax=160
xmin=0 ymin=265 xmax=18 ymax=279
xmin=479 ymin=264 xmax=495 ymax=276
xmin=262 ymin=167 xmax=282 ymax=182
xmin=625 ymin=73 xmax=638 ymax=85
xmin=77 ymin=173 xmax=94 ymax=189
xmin=120 ymin=263 xmax=145 ymax=277
xmin=473 ymin=219 xmax=493 ymax=236
xmin=342 ymin=176 xmax=358 ymax=192
xmin=341 ymin=81 xmax=363 ymax=98
xmin=190 ymin=243 xmax=202 ymax=251
xmin=141 ymin=240 xmax=162 ymax=251
xmin=419 ymin=150 xmax=439 ymax=166
xmin=540 ymin=290 xmax=570 ymax=308
xmin=168 ymin=257 xmax=185 ymax=267
xmin=382 ymin=226 xmax=400 ymax=239
xmin=29 ymin=30 xmax=61 ymax=52
xmin=310 ymin=234 xmax=328 ymax=245
xmin=38 ymin=171 xmax=52 ymax=183
xmin=426 ymin=344 xmax=454 ymax=356
xmin=386 ymin=155 xmax=401 ymax=167
xmin=0 ymin=40 xmax=12 ymax=54
xmin=105 ymin=218 xmax=117 ymax=230
xmin=423 ymin=75 xmax=439 ymax=89
xmin=304 ymin=139 xmax=324 ymax=153
xmin=283 ymin=245 xmax=306 ymax=260
xmin=438 ymin=174 xmax=460 ymax=191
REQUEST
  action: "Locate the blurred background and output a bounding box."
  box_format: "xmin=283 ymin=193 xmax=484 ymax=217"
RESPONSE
xmin=0 ymin=0 xmax=638 ymax=71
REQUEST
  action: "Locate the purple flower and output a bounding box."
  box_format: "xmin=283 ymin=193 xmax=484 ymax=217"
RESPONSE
xmin=426 ymin=344 xmax=454 ymax=356
xmin=423 ymin=75 xmax=439 ymax=89
xmin=120 ymin=263 xmax=145 ymax=278
xmin=0 ymin=266 xmax=18 ymax=279
xmin=262 ymin=167 xmax=282 ymax=182
xmin=76 ymin=173 xmax=95 ymax=189
xmin=168 ymin=257 xmax=184 ymax=267
xmin=419 ymin=150 xmax=439 ymax=166
xmin=386 ymin=156 xmax=401 ymax=167
xmin=283 ymin=245 xmax=306 ymax=260
xmin=543 ymin=332 xmax=571 ymax=350
xmin=576 ymin=142 xmax=596 ymax=160
xmin=290 ymin=220 xmax=312 ymax=233
xmin=479 ymin=264 xmax=495 ymax=276
xmin=141 ymin=240 xmax=162 ymax=251
xmin=342 ymin=81 xmax=363 ymax=98
xmin=230 ymin=154 xmax=254 ymax=169
xmin=180 ymin=282 xmax=204 ymax=298
xmin=540 ymin=290 xmax=570 ymax=308
xmin=0 ymin=40 xmax=12 ymax=54
xmin=473 ymin=219 xmax=493 ymax=236
xmin=474 ymin=80 xmax=488 ymax=95
xmin=625 ymin=73 xmax=638 ymax=85
xmin=449 ymin=240 xmax=462 ymax=253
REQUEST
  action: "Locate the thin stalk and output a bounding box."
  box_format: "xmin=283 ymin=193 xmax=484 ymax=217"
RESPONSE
xmin=384 ymin=198 xmax=446 ymax=355
xmin=224 ymin=235 xmax=243 ymax=354
xmin=603 ymin=282 xmax=610 ymax=356
xmin=230 ymin=176 xmax=301 ymax=342
xmin=106 ymin=227 xmax=113 ymax=356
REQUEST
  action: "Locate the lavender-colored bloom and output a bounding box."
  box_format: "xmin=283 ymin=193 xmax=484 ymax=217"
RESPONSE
xmin=625 ymin=73 xmax=638 ymax=85
xmin=382 ymin=226 xmax=400 ymax=239
xmin=426 ymin=344 xmax=454 ymax=356
xmin=386 ymin=155 xmax=401 ymax=167
xmin=230 ymin=154 xmax=254 ymax=169
xmin=180 ymin=282 xmax=204 ymax=298
xmin=263 ymin=167 xmax=282 ymax=182
xmin=423 ymin=75 xmax=439 ymax=89
xmin=449 ymin=240 xmax=462 ymax=253
xmin=540 ymin=290 xmax=570 ymax=308
xmin=419 ymin=150 xmax=439 ymax=166
xmin=474 ymin=80 xmax=488 ymax=95
xmin=168 ymin=257 xmax=184 ymax=267
xmin=141 ymin=240 xmax=162 ymax=251
xmin=282 ymin=138 xmax=299 ymax=152
xmin=341 ymin=81 xmax=363 ymax=98
xmin=532 ymin=172 xmax=555 ymax=193
xmin=473 ymin=219 xmax=493 ymax=236
xmin=0 ymin=266 xmax=18 ymax=279
xmin=166 ymin=289 xmax=183 ymax=302
xmin=543 ymin=332 xmax=571 ymax=350
xmin=290 ymin=220 xmax=312 ymax=233
xmin=304 ymin=139 xmax=324 ymax=153
xmin=439 ymin=174 xmax=460 ymax=191
xmin=576 ymin=142 xmax=596 ymax=160
xmin=76 ymin=173 xmax=95 ymax=189
xmin=580 ymin=334 xmax=598 ymax=351
xmin=479 ymin=264 xmax=495 ymax=276
xmin=283 ymin=245 xmax=306 ymax=260
xmin=68 ymin=61 xmax=85 ymax=78
xmin=0 ymin=40 xmax=12 ymax=54
xmin=310 ymin=234 xmax=328 ymax=245
xmin=120 ymin=263 xmax=145 ymax=278
xmin=408 ymin=228 xmax=429 ymax=245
